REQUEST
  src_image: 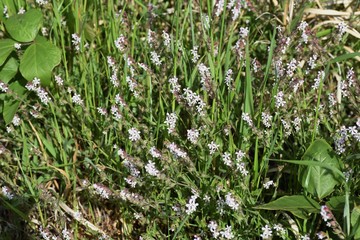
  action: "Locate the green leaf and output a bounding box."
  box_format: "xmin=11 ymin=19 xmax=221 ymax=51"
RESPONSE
xmin=299 ymin=139 xmax=343 ymax=199
xmin=0 ymin=57 xmax=19 ymax=83
xmin=255 ymin=195 xmax=320 ymax=219
xmin=0 ymin=39 xmax=16 ymax=66
xmin=4 ymin=9 xmax=43 ymax=42
xmin=19 ymin=36 xmax=61 ymax=85
xmin=327 ymin=196 xmax=360 ymax=211
xmin=351 ymin=206 xmax=360 ymax=239
xmin=3 ymin=81 xmax=27 ymax=125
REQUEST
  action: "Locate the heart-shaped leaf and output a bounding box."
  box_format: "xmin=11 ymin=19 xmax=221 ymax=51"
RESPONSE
xmin=0 ymin=57 xmax=19 ymax=83
xmin=19 ymin=36 xmax=61 ymax=85
xmin=255 ymin=195 xmax=320 ymax=219
xmin=4 ymin=9 xmax=43 ymax=42
xmin=0 ymin=39 xmax=16 ymax=66
xmin=299 ymin=139 xmax=343 ymax=199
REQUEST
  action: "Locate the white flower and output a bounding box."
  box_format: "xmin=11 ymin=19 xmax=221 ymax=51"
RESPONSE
xmin=261 ymin=112 xmax=272 ymax=128
xmin=263 ymin=180 xmax=274 ymax=189
xmin=72 ymin=93 xmax=83 ymax=105
xmin=185 ymin=194 xmax=199 ymax=215
xmin=150 ymin=51 xmax=162 ymax=66
xmin=164 ymin=112 xmax=178 ymax=134
xmin=220 ymin=225 xmax=234 ymax=239
xmin=54 ymin=75 xmax=64 ymax=86
xmin=187 ymin=129 xmax=200 ymax=144
xmin=145 ymin=160 xmax=160 ymax=177
xmin=92 ymin=183 xmax=111 ymax=199
xmin=208 ymin=141 xmax=219 ymax=155
xmin=12 ymin=115 xmax=21 ymax=126
xmin=128 ymin=128 xmax=141 ymax=142
xmin=1 ymin=186 xmax=14 ymax=199
xmin=149 ymin=147 xmax=161 ymax=158
xmin=222 ymin=152 xmax=232 ymax=166
xmin=162 ymin=30 xmax=171 ymax=47
xmin=114 ymin=35 xmax=126 ymax=51
xmin=260 ymin=225 xmax=273 ymax=239
xmin=14 ymin=43 xmax=21 ymax=49
xmin=274 ymin=91 xmax=286 ymax=109
xmin=190 ymin=46 xmax=200 ymax=63
xmin=225 ymin=193 xmax=239 ymax=210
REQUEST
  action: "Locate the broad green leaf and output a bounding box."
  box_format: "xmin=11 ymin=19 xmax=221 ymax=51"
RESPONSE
xmin=0 ymin=57 xmax=19 ymax=83
xmin=255 ymin=195 xmax=320 ymax=219
xmin=19 ymin=36 xmax=61 ymax=85
xmin=351 ymin=206 xmax=360 ymax=239
xmin=299 ymin=139 xmax=343 ymax=199
xmin=0 ymin=39 xmax=15 ymax=66
xmin=328 ymin=196 xmax=360 ymax=211
xmin=3 ymin=81 xmax=27 ymax=125
xmin=4 ymin=9 xmax=43 ymax=42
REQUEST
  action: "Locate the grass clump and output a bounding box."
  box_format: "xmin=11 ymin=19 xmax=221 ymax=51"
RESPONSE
xmin=0 ymin=0 xmax=359 ymax=239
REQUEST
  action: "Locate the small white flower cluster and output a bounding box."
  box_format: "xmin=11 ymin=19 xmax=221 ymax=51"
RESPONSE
xmin=312 ymin=70 xmax=325 ymax=90
xmin=18 ymin=7 xmax=25 ymax=14
xmin=162 ymin=30 xmax=171 ymax=48
xmin=208 ymin=221 xmax=234 ymax=239
xmin=71 ymin=92 xmax=84 ymax=106
xmin=222 ymin=152 xmax=232 ymax=166
xmin=198 ymin=63 xmax=211 ymax=89
xmin=26 ymin=77 xmax=51 ymax=105
xmin=308 ymin=54 xmax=317 ymax=71
xmin=92 ymin=183 xmax=111 ymax=199
xmin=273 ymin=224 xmax=287 ymax=238
xmin=187 ymin=128 xmax=200 ymax=144
xmin=150 ymin=51 xmax=162 ymax=66
xmin=118 ymin=149 xmax=140 ymax=178
xmin=225 ymin=192 xmax=239 ymax=210
xmin=239 ymin=27 xmax=249 ymax=39
xmin=110 ymin=105 xmax=122 ymax=121
xmin=166 ymin=142 xmax=188 ymax=159
xmin=41 ymin=27 xmax=48 ymax=36
xmin=126 ymin=76 xmax=139 ymax=97
xmin=337 ymin=22 xmax=347 ymax=38
xmin=169 ymin=76 xmax=181 ymax=93
xmin=124 ymin=175 xmax=137 ymax=188
xmin=71 ymin=33 xmax=81 ymax=52
xmin=54 ymin=75 xmax=64 ymax=86
xmin=297 ymin=21 xmax=309 ymax=44
xmin=182 ymin=88 xmax=206 ymax=115
xmin=286 ymin=58 xmax=297 ymax=77
xmin=115 ymin=93 xmax=126 ymax=107
xmin=190 ymin=46 xmax=200 ymax=63
xmin=185 ymin=193 xmax=199 ymax=215
xmin=114 ymin=34 xmax=127 ymax=51
xmin=281 ymin=119 xmax=291 ymax=137
xmin=164 ymin=112 xmax=178 ymax=134
xmin=208 ymin=141 xmax=219 ymax=155
xmin=145 ymin=160 xmax=160 ymax=177
xmin=274 ymin=91 xmax=286 ymax=109
xmin=3 ymin=6 xmax=9 ymax=18
xmin=97 ymin=107 xmax=107 ymax=116
xmin=242 ymin=113 xmax=253 ymax=127
xmin=334 ymin=126 xmax=347 ymax=154
xmin=149 ymin=146 xmax=162 ymax=158
xmin=1 ymin=186 xmax=14 ymax=200
xmin=261 ymin=112 xmax=272 ymax=128
xmin=346 ymin=67 xmax=355 ymax=87
xmin=292 ymin=79 xmax=304 ymax=93
xmin=62 ymin=228 xmax=72 ymax=240
xmin=229 ymin=0 xmax=247 ymax=21
xmin=107 ymin=56 xmax=119 ymax=87
xmin=215 ymin=0 xmax=224 ymax=17
xmin=128 ymin=127 xmax=141 ymax=142
xmin=0 ymin=81 xmax=9 ymax=92
xmin=263 ymin=180 xmax=274 ymax=189
xmin=292 ymin=117 xmax=301 ymax=132
xmin=14 ymin=43 xmax=21 ymax=49
xmin=39 ymin=226 xmax=56 ymax=240
xmin=235 ymin=150 xmax=248 ymax=176
xmin=260 ymin=224 xmax=273 ymax=239
xmin=36 ymin=0 xmax=48 ymax=6
xmin=225 ymin=69 xmax=233 ymax=90
xmin=12 ymin=114 xmax=21 ymax=126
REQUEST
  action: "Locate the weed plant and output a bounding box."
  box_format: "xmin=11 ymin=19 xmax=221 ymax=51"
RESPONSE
xmin=0 ymin=0 xmax=359 ymax=239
